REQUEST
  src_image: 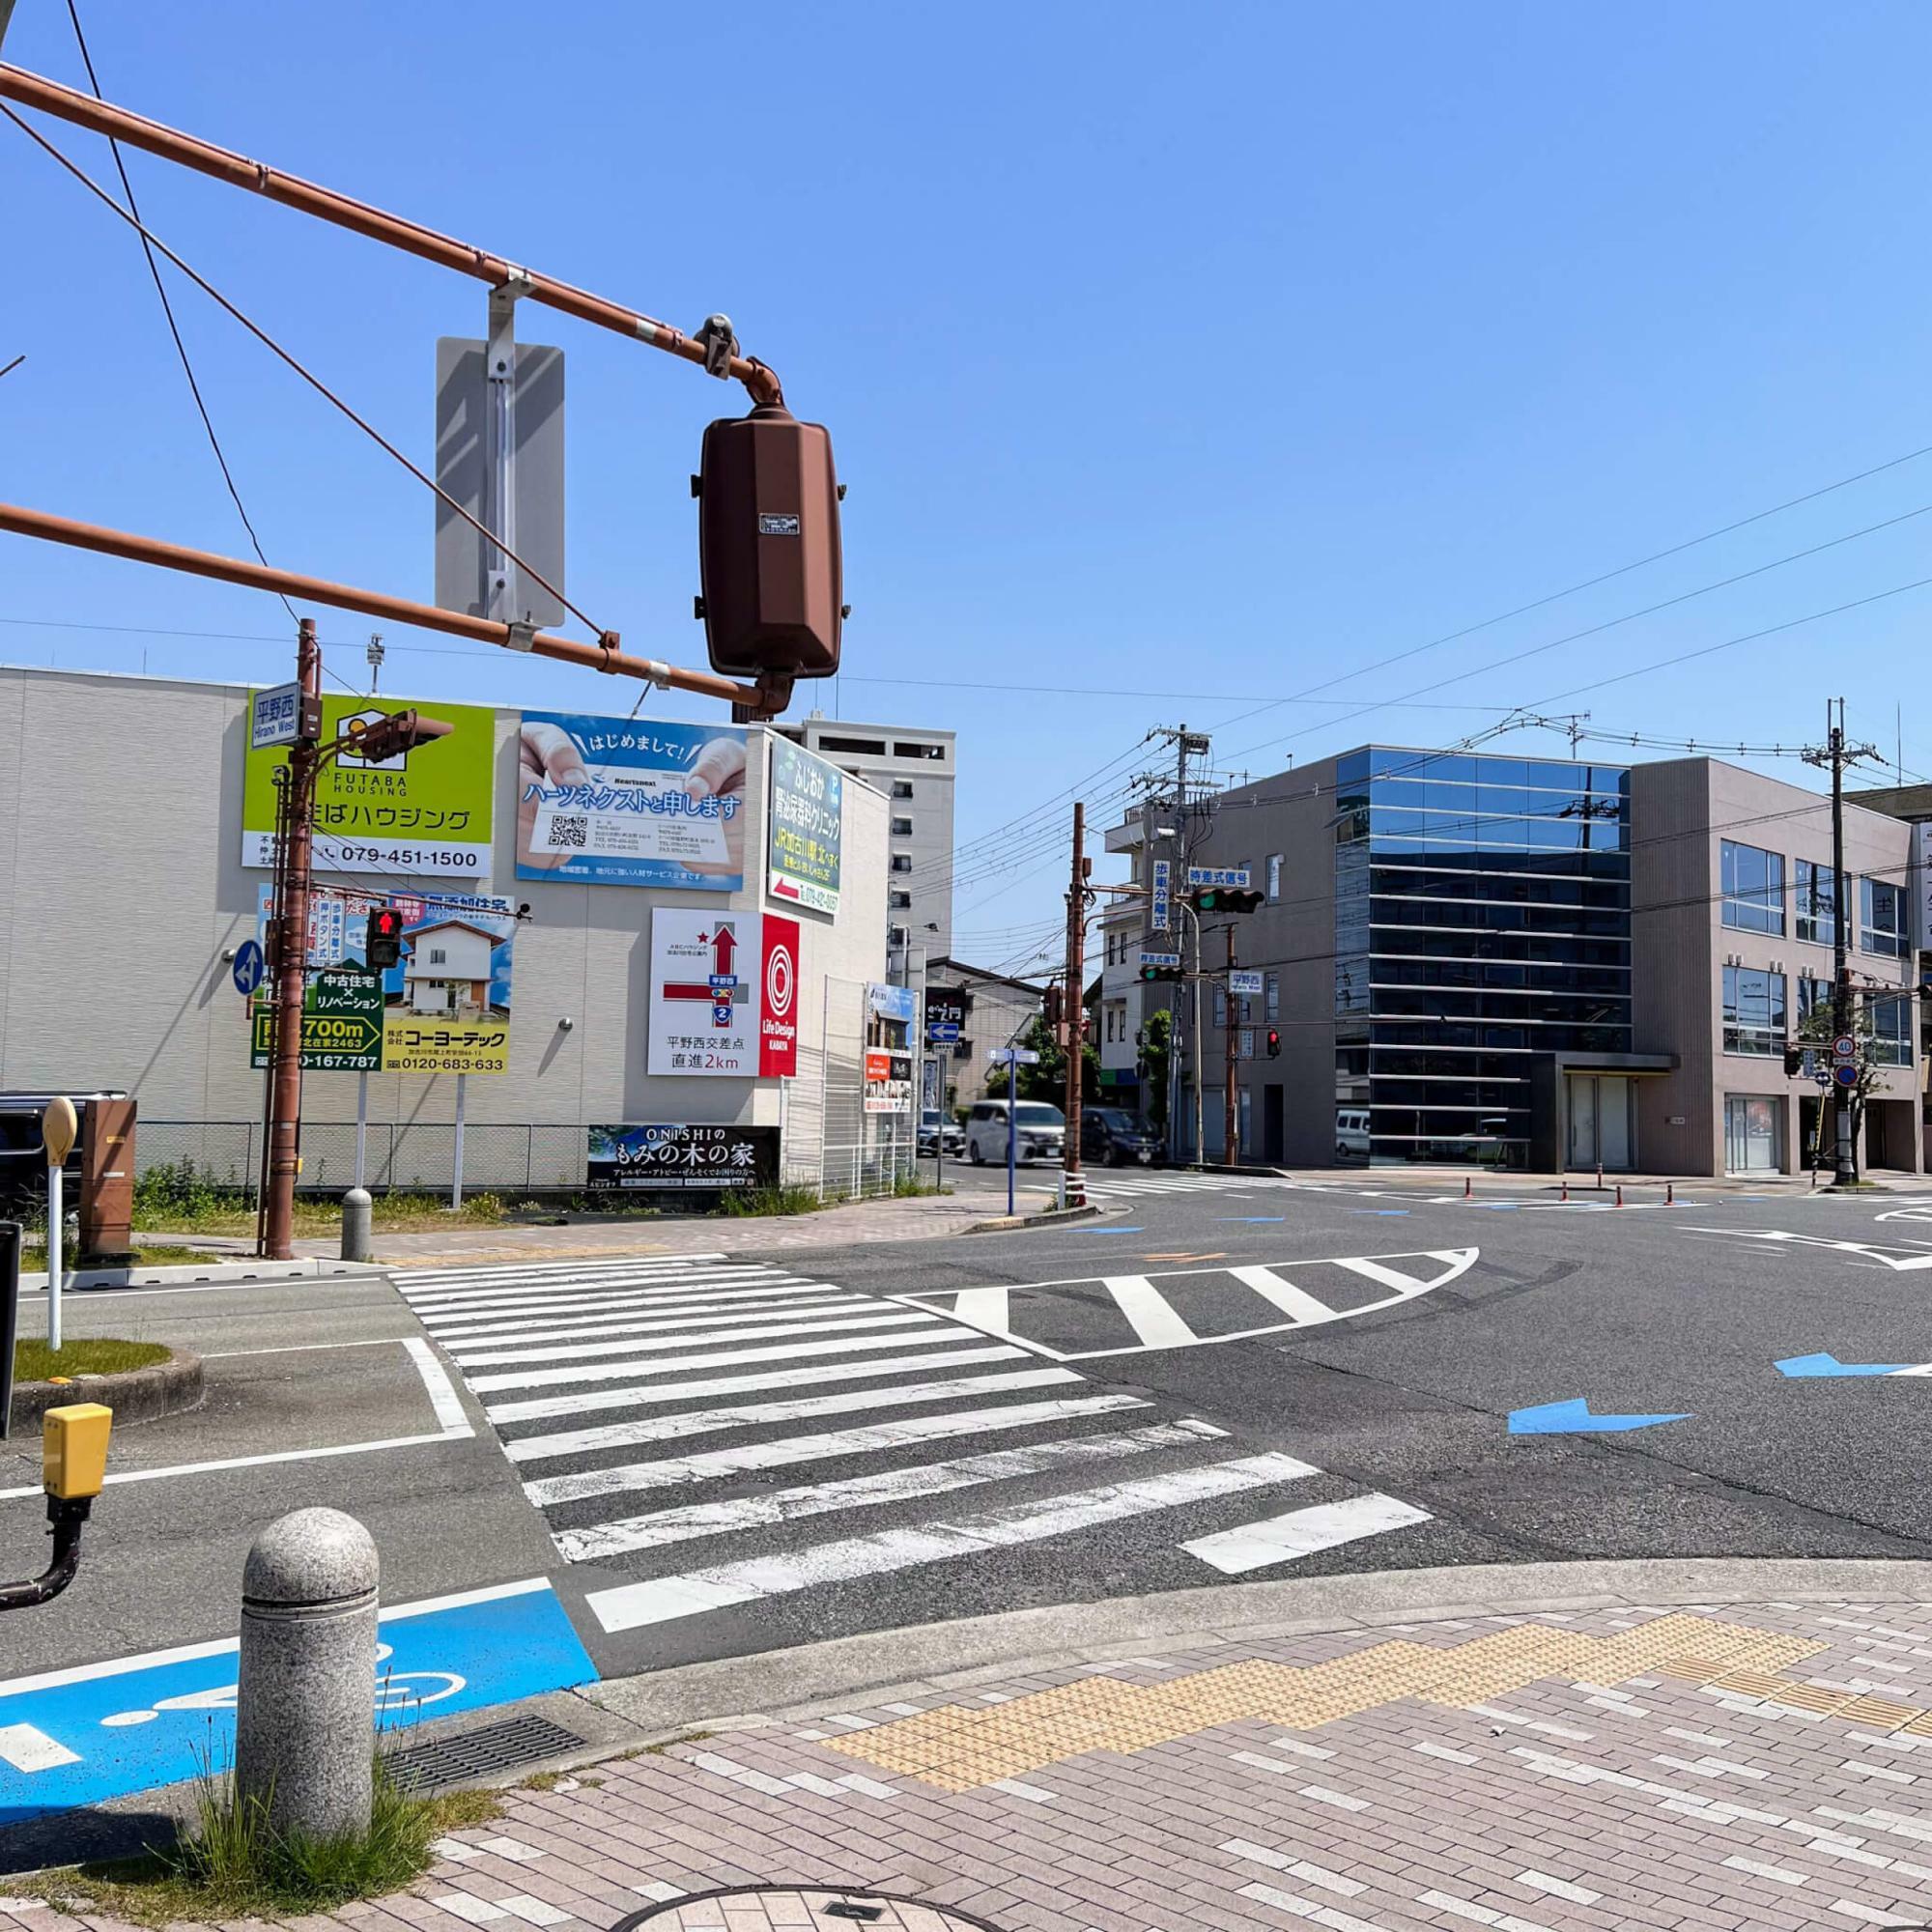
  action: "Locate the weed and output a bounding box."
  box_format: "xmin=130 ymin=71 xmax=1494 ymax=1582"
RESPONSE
xmin=715 ymin=1182 xmax=831 ymax=1217
xmin=14 ymin=1337 xmax=170 ymax=1382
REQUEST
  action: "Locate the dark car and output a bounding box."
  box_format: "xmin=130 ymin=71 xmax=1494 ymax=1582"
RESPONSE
xmin=1082 ymin=1106 xmax=1163 ymax=1167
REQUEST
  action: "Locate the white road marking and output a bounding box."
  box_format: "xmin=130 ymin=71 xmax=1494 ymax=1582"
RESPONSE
xmin=1101 ymin=1275 xmax=1201 ymax=1349
xmin=0 ymin=1723 xmax=81 ymax=1772
xmin=450 ymin=1308 xmax=942 ymax=1370
xmin=403 ymin=1337 xmax=472 ymax=1435
xmin=1330 ymin=1255 xmax=1440 ymax=1294
xmin=1225 ymin=1264 xmax=1336 ymax=1325
xmin=482 ymin=1341 xmax=1028 ymax=1424
xmin=418 ymin=1285 xmax=846 ymax=1333
xmin=1181 ymin=1492 xmax=1432 ymax=1575
xmin=523 ymin=1394 xmax=1151 ymax=1504
xmin=401 ymin=1252 xmax=733 ymax=1285
xmin=553 ymin=1419 xmax=1228 ymax=1560
xmin=469 ymin=1323 xmax=965 ymax=1394
xmin=584 ymin=1450 xmax=1325 ymax=1632
xmin=951 ymin=1286 xmax=1011 ymax=1336
xmin=430 ymin=1293 xmax=878 ymax=1350
xmin=504 ymin=1365 xmax=1083 ymax=1462
xmin=406 ymin=1273 xmax=826 ymax=1317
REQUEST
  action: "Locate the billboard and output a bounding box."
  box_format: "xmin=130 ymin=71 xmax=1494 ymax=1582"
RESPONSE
xmin=515 ymin=712 xmax=748 ymax=890
xmin=758 ymin=916 xmax=800 ymax=1079
xmin=242 ymin=693 xmax=495 ymax=877
xmin=586 ymin=1123 xmax=779 ymax=1194
xmin=1918 ymin=823 xmax=1932 ymax=952
xmin=767 ymin=737 xmax=844 ymax=916
xmin=864 ymin=980 xmax=915 ymax=1115
xmin=248 ymin=886 xmax=514 ymax=1075
xmin=647 ymin=907 xmax=760 ymax=1076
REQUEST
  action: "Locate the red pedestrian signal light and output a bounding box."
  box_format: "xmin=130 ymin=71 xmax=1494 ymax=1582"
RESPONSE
xmin=367 ymin=906 xmax=406 ymax=971
xmin=1265 ymin=1029 xmax=1281 ymax=1058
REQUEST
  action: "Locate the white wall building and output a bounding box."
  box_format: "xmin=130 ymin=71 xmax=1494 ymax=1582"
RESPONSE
xmin=0 ymin=666 xmax=895 ymax=1194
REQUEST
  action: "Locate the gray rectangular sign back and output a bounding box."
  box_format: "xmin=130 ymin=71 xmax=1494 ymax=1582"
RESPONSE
xmin=434 ymin=337 xmax=566 ymax=628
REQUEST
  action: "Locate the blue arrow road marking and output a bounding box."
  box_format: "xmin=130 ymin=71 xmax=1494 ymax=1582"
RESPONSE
xmin=1350 ymin=1210 xmax=1410 ymax=1216
xmin=1218 ymin=1216 xmax=1289 ymax=1223
xmin=1509 ymin=1398 xmax=1692 ymax=1435
xmin=1088 ymin=1227 xmax=1145 ymax=1235
xmin=0 ymin=1577 xmax=594 ymax=1826
xmin=1776 ymin=1352 xmax=1915 ymax=1378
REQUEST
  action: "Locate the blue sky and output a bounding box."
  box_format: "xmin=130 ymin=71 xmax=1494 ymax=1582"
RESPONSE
xmin=6 ymin=2 xmax=1932 ymax=977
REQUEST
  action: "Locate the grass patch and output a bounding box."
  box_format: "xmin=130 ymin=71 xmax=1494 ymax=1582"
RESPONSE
xmin=21 ymin=1765 xmax=499 ymax=1926
xmin=714 ymin=1182 xmax=833 ymax=1218
xmin=892 ymin=1174 xmax=951 ymax=1198
xmin=26 ymin=1241 xmax=228 ymax=1271
xmin=131 ymin=1161 xmax=511 ymax=1238
xmin=14 ymin=1337 xmax=170 ymax=1381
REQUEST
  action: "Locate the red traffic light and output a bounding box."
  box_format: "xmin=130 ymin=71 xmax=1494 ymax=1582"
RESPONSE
xmin=1265 ymin=1029 xmax=1281 ymax=1058
xmin=367 ymin=906 xmax=406 ymax=970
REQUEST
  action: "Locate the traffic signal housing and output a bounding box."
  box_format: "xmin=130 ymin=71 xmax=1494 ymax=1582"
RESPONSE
xmin=367 ymin=906 xmax=406 ymax=971
xmin=1188 ymin=886 xmax=1264 ymax=914
xmin=348 ymin=709 xmax=453 ymax=764
xmin=1783 ymin=1045 xmax=1805 ymax=1078
xmin=1266 ymin=1029 xmax=1281 ymax=1058
xmin=1139 ymin=961 xmax=1184 ymax=984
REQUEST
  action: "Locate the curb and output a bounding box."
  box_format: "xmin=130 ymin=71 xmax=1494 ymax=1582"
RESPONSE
xmin=19 ymin=1257 xmax=382 ymax=1293
xmin=7 ymin=1348 xmax=204 ymax=1432
xmin=964 ymin=1203 xmax=1106 ymax=1234
xmin=577 ymin=1553 xmax=1932 ymax=1736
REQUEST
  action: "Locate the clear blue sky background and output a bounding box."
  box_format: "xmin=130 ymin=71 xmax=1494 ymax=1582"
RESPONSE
xmin=7 ymin=2 xmax=1932 ymax=976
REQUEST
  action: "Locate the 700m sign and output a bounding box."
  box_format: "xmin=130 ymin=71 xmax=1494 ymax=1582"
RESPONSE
xmin=250 ymin=970 xmax=385 ymax=1071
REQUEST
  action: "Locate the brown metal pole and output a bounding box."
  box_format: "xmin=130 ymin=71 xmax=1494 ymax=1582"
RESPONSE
xmin=254 ymin=762 xmax=288 ymax=1252
xmin=1064 ymin=803 xmax=1086 ymax=1209
xmin=0 ymin=62 xmax=783 ymax=407
xmin=1224 ymin=926 xmax=1238 ymax=1168
xmin=262 ymin=620 xmax=320 ymax=1262
xmin=0 ymin=501 xmax=778 ymax=713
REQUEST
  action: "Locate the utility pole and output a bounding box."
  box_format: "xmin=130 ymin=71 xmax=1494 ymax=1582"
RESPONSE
xmin=1223 ymin=925 xmax=1238 ymax=1167
xmin=1804 ymin=698 xmax=1879 ymax=1188
xmin=1064 ymin=802 xmax=1088 ymax=1208
xmin=264 ymin=618 xmax=322 ymax=1261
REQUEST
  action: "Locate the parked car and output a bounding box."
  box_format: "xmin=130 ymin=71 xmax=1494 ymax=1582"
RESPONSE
xmin=918 ymin=1108 xmax=964 ymax=1158
xmin=1081 ymin=1106 xmax=1163 ymax=1166
xmin=1335 ymin=1108 xmax=1371 ymax=1160
xmin=965 ymin=1099 xmax=1065 ymax=1166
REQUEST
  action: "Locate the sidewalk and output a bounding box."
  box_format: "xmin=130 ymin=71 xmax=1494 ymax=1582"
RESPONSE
xmin=1273 ymin=1164 xmax=1932 ymax=1196
xmin=22 ymin=1569 xmax=1932 ymax=1931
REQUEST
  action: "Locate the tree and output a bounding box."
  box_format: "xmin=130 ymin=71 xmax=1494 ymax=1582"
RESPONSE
xmin=1795 ymin=995 xmax=1891 ymax=1181
xmin=1141 ymin=1008 xmax=1173 ymax=1132
xmin=982 ymin=1013 xmax=1099 ymax=1105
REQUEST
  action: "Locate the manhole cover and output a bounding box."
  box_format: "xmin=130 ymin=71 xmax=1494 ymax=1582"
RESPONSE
xmin=617 ymin=1889 xmax=1007 ymax=1932
xmin=384 ymin=1713 xmax=584 ymax=1791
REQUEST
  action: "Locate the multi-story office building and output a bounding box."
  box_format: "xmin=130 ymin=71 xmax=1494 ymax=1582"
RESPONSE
xmin=774 ymin=714 xmax=955 ymax=981
xmin=1108 ymin=745 xmax=1924 ymax=1178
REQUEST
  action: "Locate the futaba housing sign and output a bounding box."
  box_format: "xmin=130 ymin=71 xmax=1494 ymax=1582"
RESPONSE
xmin=242 ymin=692 xmax=495 ymax=877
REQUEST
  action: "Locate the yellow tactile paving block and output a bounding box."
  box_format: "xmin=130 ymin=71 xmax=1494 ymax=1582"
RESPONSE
xmin=822 ymin=1613 xmax=1835 ymax=1791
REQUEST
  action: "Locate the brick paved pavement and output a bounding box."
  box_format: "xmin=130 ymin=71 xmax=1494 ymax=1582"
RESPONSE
xmin=20 ymin=1594 xmax=1932 ymax=1931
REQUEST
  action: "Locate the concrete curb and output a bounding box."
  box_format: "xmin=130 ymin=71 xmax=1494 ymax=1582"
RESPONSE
xmin=964 ymin=1203 xmax=1106 ymax=1234
xmin=578 ymin=1554 xmax=1932 ymax=1736
xmin=19 ymin=1257 xmax=381 ymax=1293
xmin=7 ymin=1347 xmax=203 ymax=1431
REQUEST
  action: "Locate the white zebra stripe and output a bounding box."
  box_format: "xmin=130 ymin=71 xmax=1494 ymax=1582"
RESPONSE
xmin=429 ymin=1293 xmax=878 ymax=1350
xmin=1181 ymin=1493 xmax=1433 ymax=1574
xmin=448 ymin=1308 xmax=941 ymax=1370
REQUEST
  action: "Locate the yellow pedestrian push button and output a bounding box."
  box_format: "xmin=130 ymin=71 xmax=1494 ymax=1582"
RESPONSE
xmin=43 ymin=1403 xmax=113 ymax=1501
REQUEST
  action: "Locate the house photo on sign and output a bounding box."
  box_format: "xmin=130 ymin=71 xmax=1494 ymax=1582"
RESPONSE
xmin=865 ymin=980 xmax=916 ymax=1115
xmin=767 ymin=736 xmax=843 ymax=916
xmin=242 ymin=692 xmax=495 ymax=877
xmin=515 ymin=711 xmax=748 ymax=889
xmin=586 ymin=1124 xmax=779 ymax=1193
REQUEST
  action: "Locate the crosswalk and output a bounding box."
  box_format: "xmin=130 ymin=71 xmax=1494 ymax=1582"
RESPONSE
xmin=394 ymin=1254 xmax=1434 ymax=1643
xmin=901 ymin=1247 xmax=1478 ymax=1359
xmin=1079 ymin=1170 xmax=1305 ymax=1203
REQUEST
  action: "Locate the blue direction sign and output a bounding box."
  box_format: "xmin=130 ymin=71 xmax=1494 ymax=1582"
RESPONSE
xmin=230 ymin=938 xmax=265 ymax=998
xmin=928 ymin=1022 xmax=961 ymax=1044
xmin=0 ymin=1579 xmax=594 ymax=1827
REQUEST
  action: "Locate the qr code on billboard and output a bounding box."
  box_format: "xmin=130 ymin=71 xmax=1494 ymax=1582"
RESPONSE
xmin=546 ymin=816 xmax=588 ymax=849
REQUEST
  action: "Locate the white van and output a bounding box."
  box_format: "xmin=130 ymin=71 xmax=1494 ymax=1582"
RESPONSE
xmin=1335 ymin=1108 xmax=1371 ymax=1159
xmin=965 ymin=1099 xmax=1065 ymax=1166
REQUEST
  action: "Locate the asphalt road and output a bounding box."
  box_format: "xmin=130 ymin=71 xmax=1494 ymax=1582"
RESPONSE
xmin=11 ymin=1172 xmax=1932 ymax=1699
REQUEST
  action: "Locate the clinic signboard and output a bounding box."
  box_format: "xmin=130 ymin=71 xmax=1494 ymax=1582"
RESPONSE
xmin=515 ymin=711 xmax=747 ymax=889
xmin=242 ymin=693 xmax=494 ymax=877
xmin=643 ymin=910 xmax=796 ymax=1079
xmin=767 ymin=737 xmax=843 ymax=916
xmin=586 ymin=1123 xmax=779 ymax=1193
xmin=247 ymin=886 xmax=514 ymax=1075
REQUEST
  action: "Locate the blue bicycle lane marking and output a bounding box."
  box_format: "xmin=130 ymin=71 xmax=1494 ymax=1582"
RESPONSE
xmin=0 ymin=1577 xmax=595 ymax=1826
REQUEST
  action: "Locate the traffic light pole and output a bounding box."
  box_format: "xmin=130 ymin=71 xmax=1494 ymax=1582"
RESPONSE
xmin=1064 ymin=803 xmax=1087 ymax=1209
xmin=263 ymin=618 xmax=321 ymax=1262
xmin=1831 ymin=705 xmax=1854 ymax=1186
xmin=1223 ymin=927 xmax=1238 ymax=1168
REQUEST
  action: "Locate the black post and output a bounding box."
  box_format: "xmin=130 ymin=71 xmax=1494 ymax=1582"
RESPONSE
xmin=0 ymin=1221 xmax=17 ymax=1442
xmin=1831 ymin=700 xmax=1855 ymax=1184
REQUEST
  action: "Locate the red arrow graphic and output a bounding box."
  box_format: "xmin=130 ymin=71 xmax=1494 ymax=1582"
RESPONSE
xmin=712 ymin=926 xmax=736 ymax=978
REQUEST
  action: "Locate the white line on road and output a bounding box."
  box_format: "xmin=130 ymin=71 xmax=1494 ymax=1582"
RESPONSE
xmin=1181 ymin=1493 xmax=1433 ymax=1575
xmin=503 ymin=1366 xmax=1083 ymax=1462
xmin=553 ymin=1419 xmax=1229 ymax=1561
xmin=468 ymin=1321 xmax=961 ymax=1393
xmin=449 ymin=1308 xmax=941 ymax=1370
xmin=418 ymin=1287 xmax=846 ymax=1334
xmin=401 ymin=1253 xmax=733 ymax=1285
xmin=403 ymin=1270 xmax=816 ymax=1314
xmin=0 ymin=1723 xmax=81 ymax=1772
xmin=482 ymin=1341 xmax=1029 ymax=1424
xmin=1102 ymin=1275 xmax=1201 ymax=1350
xmin=1225 ymin=1264 xmax=1336 ymax=1325
xmin=523 ymin=1394 xmax=1150 ymax=1505
xmin=430 ymin=1293 xmax=877 ymax=1350
xmin=584 ymin=1450 xmax=1326 ymax=1632
xmin=404 ymin=1336 xmax=471 ymax=1435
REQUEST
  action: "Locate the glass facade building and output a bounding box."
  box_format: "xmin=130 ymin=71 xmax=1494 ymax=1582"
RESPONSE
xmin=1332 ymin=748 xmax=1634 ymax=1167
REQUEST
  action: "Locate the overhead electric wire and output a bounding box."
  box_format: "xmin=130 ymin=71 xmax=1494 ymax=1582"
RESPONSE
xmin=2 ymin=99 xmax=608 ymax=642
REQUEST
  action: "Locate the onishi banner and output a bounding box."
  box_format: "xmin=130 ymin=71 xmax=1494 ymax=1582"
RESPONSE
xmin=516 ymin=712 xmax=748 ymax=889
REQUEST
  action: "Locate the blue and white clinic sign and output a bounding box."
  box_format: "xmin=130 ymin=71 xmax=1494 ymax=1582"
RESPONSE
xmin=516 ymin=710 xmax=749 ymax=890
xmin=249 ymin=681 xmax=301 ymax=751
xmin=1186 ymin=866 xmax=1251 ymax=889
xmin=0 ymin=1578 xmax=595 ymax=1827
xmin=1151 ymin=858 xmax=1171 ymax=932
